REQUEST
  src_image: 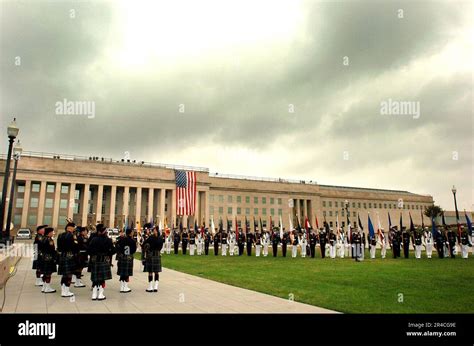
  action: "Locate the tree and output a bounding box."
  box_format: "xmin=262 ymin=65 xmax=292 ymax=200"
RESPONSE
xmin=424 ymin=205 xmax=443 ymax=219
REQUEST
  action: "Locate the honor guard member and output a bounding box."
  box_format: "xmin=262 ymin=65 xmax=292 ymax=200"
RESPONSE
xmin=441 ymin=227 xmax=449 ymax=258
xmin=271 ymin=228 xmax=280 ymax=257
xmin=86 ymin=225 xmax=97 ymax=274
xmin=309 ymin=230 xmax=317 ymax=258
xmin=414 ymin=229 xmax=423 ymax=259
xmin=165 ymin=230 xmax=172 ymax=255
xmin=281 ymin=230 xmax=289 ymax=257
xmin=390 ymin=227 xmax=401 ymax=258
xmin=446 ymin=227 xmax=457 ymax=258
xmin=228 ymin=230 xmax=236 ymax=256
xmin=33 ymin=225 xmax=47 ymax=287
xmin=329 ymin=230 xmax=337 ymax=259
xmin=88 ymin=224 xmax=116 ymax=300
xmin=39 ymin=227 xmax=57 ymax=293
xmin=377 ymin=228 xmax=387 ymax=259
xmin=115 ymin=228 xmax=137 ymax=293
xmin=246 ymin=231 xmax=255 ymax=256
xmin=401 ymin=227 xmax=410 ymax=258
xmin=189 ymin=229 xmax=196 ymax=256
xmin=319 ymin=228 xmax=327 ymax=259
xmin=142 ymin=226 xmax=163 ymax=292
xmin=204 ymin=229 xmax=211 ymax=255
xmin=73 ymin=226 xmax=88 ymax=288
xmin=238 ymin=230 xmax=246 ymax=256
xmin=262 ymin=230 xmax=270 ymax=257
xmin=435 ymin=227 xmax=444 ymax=259
xmin=352 ymin=229 xmax=362 ymax=262
xmin=220 ymin=229 xmax=228 ymax=256
xmin=458 ymin=227 xmax=471 ymax=259
xmin=196 ymin=232 xmax=203 ymax=255
xmin=423 ymin=227 xmax=433 ymax=258
xmin=360 ymin=230 xmax=366 ymax=260
xmin=299 ymin=232 xmax=308 ymax=258
xmin=181 ymin=228 xmax=189 ymax=255
xmin=173 ymin=228 xmax=180 ymax=254
xmin=213 ymin=231 xmax=220 ymax=256
xmin=291 ymin=230 xmax=299 ymax=258
xmin=369 ymin=233 xmax=377 ymax=259
xmin=255 ymin=232 xmax=262 ymax=257
xmin=57 ymin=222 xmax=79 ymax=297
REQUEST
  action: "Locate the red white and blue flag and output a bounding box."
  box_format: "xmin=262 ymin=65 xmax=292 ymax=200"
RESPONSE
xmin=175 ymin=170 xmax=196 ymax=216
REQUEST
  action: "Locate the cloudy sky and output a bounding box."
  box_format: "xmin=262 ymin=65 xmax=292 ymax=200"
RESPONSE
xmin=0 ymin=0 xmax=472 ymax=211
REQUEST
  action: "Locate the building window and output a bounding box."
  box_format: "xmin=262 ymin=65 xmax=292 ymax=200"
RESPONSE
xmin=329 ymin=221 xmax=333 ymax=227
xmin=30 ymin=197 xmax=39 ymax=208
xmin=254 ymin=208 xmax=258 ymax=215
xmin=17 ymin=184 xmax=25 ymax=193
xmin=335 ymin=201 xmax=338 ymax=208
xmin=61 ymin=185 xmax=69 ymax=194
xmin=262 ymin=197 xmax=266 ymax=204
xmin=237 ymin=207 xmax=241 ymax=215
xmin=32 ymin=183 xmax=40 ymax=192
xmin=74 ymin=190 xmax=80 ymax=200
xmin=416 ymin=205 xmax=419 ymax=210
xmin=270 ymin=197 xmax=274 ymax=204
xmin=254 ymin=197 xmax=258 ymax=204
xmin=219 ymin=207 xmax=223 ymax=214
xmin=342 ymin=221 xmax=345 ymax=228
xmin=237 ymin=196 xmax=241 ymax=203
xmin=369 ymin=203 xmax=372 ymax=208
xmin=14 ymin=214 xmax=21 ymax=226
xmin=245 ymin=208 xmax=250 ymax=215
xmin=352 ymin=202 xmax=356 ymax=208
xmin=363 ymin=203 xmax=367 ymax=209
xmin=322 ymin=201 xmax=326 ymax=207
xmin=270 ymin=208 xmax=275 ymax=216
xmin=45 ymin=198 xmax=53 ymax=208
xmin=245 ymin=196 xmax=250 ymax=203
xmin=218 ymin=195 xmax=224 ymax=203
xmin=16 ymin=198 xmax=24 ymax=208
xmin=278 ymin=198 xmax=282 ymax=205
xmin=353 ymin=212 xmax=356 ymax=217
xmin=227 ymin=207 xmax=232 ymax=214
xmin=228 ymin=195 xmax=232 ymax=203
xmin=323 ymin=211 xmax=326 ymax=217
xmin=335 ymin=210 xmax=339 ymax=216
xmin=262 ymin=208 xmax=267 ymax=215
xmin=278 ymin=209 xmax=282 ymax=215
xmin=58 ymin=218 xmax=66 ymax=226
xmin=43 ymin=215 xmax=52 ymax=225
xmin=358 ymin=202 xmax=361 ymax=208
xmin=46 ymin=184 xmax=55 ymax=193
xmin=341 ymin=210 xmax=345 ymax=217
xmin=74 ymin=203 xmax=79 ymax=214
xmin=210 ymin=195 xmax=215 ymax=203
xmin=165 ymin=203 xmax=168 ymax=212
xmin=379 ymin=203 xmax=382 ymax=208
xmin=60 ymin=199 xmax=68 ymax=209
xmin=210 ymin=206 xmax=214 ymax=214
xmin=329 ymin=211 xmax=333 ymax=217
xmin=328 ymin=201 xmax=332 ymax=207
xmin=28 ymin=215 xmax=37 ymax=225
xmin=384 ymin=203 xmax=387 ymax=209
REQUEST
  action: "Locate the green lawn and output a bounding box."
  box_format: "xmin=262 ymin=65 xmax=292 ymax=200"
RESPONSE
xmin=136 ymin=250 xmax=474 ymax=313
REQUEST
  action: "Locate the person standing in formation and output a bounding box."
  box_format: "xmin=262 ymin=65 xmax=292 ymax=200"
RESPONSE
xmin=72 ymin=226 xmax=88 ymax=288
xmin=165 ymin=229 xmax=172 ymax=255
xmin=228 ymin=229 xmax=236 ymax=256
xmin=423 ymin=226 xmax=433 ymax=258
xmin=32 ymin=225 xmax=47 ymax=287
xmin=319 ymin=228 xmax=327 ymax=259
xmin=309 ymin=229 xmax=317 ymax=258
xmin=57 ymin=222 xmax=79 ymax=298
xmin=299 ymin=232 xmax=307 ymax=258
xmin=189 ymin=228 xmax=196 ymax=256
xmin=458 ymin=226 xmax=470 ymax=259
xmin=369 ymin=232 xmax=377 ymax=259
xmin=414 ymin=228 xmax=423 ymax=259
xmin=213 ymin=230 xmax=220 ymax=256
xmin=39 ymin=227 xmax=57 ymax=293
xmin=262 ymin=230 xmax=270 ymax=257
xmin=255 ymin=231 xmax=262 ymax=257
xmin=181 ymin=228 xmax=189 ymax=255
xmin=328 ymin=230 xmax=337 ymax=259
xmin=115 ymin=228 xmax=137 ymax=293
xmin=142 ymin=226 xmax=163 ymax=293
xmin=291 ymin=230 xmax=298 ymax=258
xmin=281 ymin=229 xmax=289 ymax=257
xmin=246 ymin=230 xmax=254 ymax=256
xmin=238 ymin=229 xmax=246 ymax=256
xmin=196 ymin=231 xmax=203 ymax=255
xmin=88 ymin=224 xmax=116 ymax=300
xmin=220 ymin=229 xmax=228 ymax=256
xmin=377 ymin=228 xmax=387 ymax=259
xmin=271 ymin=228 xmax=280 ymax=257
xmin=204 ymin=228 xmax=211 ymax=255
xmin=173 ymin=228 xmax=180 ymax=254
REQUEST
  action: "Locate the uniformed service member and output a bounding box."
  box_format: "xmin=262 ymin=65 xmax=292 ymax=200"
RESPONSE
xmin=39 ymin=227 xmax=57 ymax=293
xmin=228 ymin=230 xmax=236 ymax=256
xmin=328 ymin=230 xmax=337 ymax=259
xmin=458 ymin=227 xmax=471 ymax=259
xmin=238 ymin=230 xmax=246 ymax=256
xmin=181 ymin=228 xmax=189 ymax=255
xmin=271 ymin=228 xmax=280 ymax=257
xmin=255 ymin=232 xmax=262 ymax=257
xmin=309 ymin=230 xmax=317 ymax=258
xmin=401 ymin=227 xmax=410 ymax=259
xmin=72 ymin=226 xmax=88 ymax=288
xmin=221 ymin=229 xmax=228 ymax=256
xmin=281 ymin=230 xmax=289 ymax=257
xmin=204 ymin=229 xmax=211 ymax=255
xmin=189 ymin=229 xmax=196 ymax=256
xmin=115 ymin=228 xmax=137 ymax=293
xmin=57 ymin=222 xmax=79 ymax=297
xmin=33 ymin=225 xmax=47 ymax=287
xmin=369 ymin=233 xmax=377 ymax=259
xmin=291 ymin=230 xmax=298 ymax=258
xmin=446 ymin=227 xmax=457 ymax=258
xmin=319 ymin=228 xmax=327 ymax=259
xmin=423 ymin=227 xmax=433 ymax=258
xmin=262 ymin=231 xmax=270 ymax=257
xmin=299 ymin=232 xmax=308 ymax=258
xmin=213 ymin=231 xmax=220 ymax=256
xmin=246 ymin=231 xmax=254 ymax=256
xmin=173 ymin=229 xmax=180 ymax=254
xmin=142 ymin=226 xmax=163 ymax=293
xmin=414 ymin=229 xmax=423 ymax=259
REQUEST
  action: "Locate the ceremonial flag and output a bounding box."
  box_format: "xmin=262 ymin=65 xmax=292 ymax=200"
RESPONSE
xmin=279 ymin=215 xmax=283 ymax=238
xmin=253 ymin=217 xmax=257 ymax=233
xmin=304 ymin=216 xmax=311 ymax=231
xmin=399 ymin=212 xmax=403 ymax=231
xmin=194 ymin=219 xmax=198 ymax=233
xmin=465 ymin=212 xmax=473 ymax=236
xmin=211 ymin=216 xmax=216 ymax=236
xmin=376 ymin=212 xmax=385 ymax=242
xmin=244 ymin=216 xmax=249 ymax=233
xmin=175 ymin=170 xmax=197 ymax=216
xmin=368 ymin=213 xmax=375 ymax=238
xmin=409 ymin=212 xmax=415 ymax=232
xmin=315 ymin=214 xmax=319 ymax=229
xmin=442 ymin=212 xmax=447 ymax=227
xmin=219 ymin=218 xmax=223 ymax=232
xmin=296 ymin=215 xmax=302 ymax=232
xmin=289 ymin=214 xmax=293 ymax=231
xmin=269 ymin=216 xmax=273 ymax=230
xmin=259 ymin=217 xmax=264 ymax=233
xmin=431 ymin=217 xmax=437 ymax=238
xmin=235 ymin=216 xmax=239 ymax=240
xmin=358 ymin=213 xmax=364 ymax=230
xmin=388 ymin=212 xmax=392 ymax=229
xmin=420 ymin=210 xmax=425 ymax=229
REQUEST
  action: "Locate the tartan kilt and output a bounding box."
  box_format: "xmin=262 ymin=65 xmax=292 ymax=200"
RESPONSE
xmin=116 ymin=254 xmax=134 ymax=277
xmin=39 ymin=254 xmax=57 ymax=275
xmin=90 ymin=257 xmax=112 ymax=282
xmin=58 ymin=254 xmax=77 ymax=275
xmin=76 ymin=253 xmax=88 ymax=269
xmin=143 ymin=253 xmax=162 ymax=273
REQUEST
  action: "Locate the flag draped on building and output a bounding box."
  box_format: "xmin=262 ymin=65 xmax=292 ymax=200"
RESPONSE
xmin=175 ymin=170 xmax=196 ymax=216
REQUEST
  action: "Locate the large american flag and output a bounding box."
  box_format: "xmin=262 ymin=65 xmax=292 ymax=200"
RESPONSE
xmin=175 ymin=170 xmax=197 ymax=216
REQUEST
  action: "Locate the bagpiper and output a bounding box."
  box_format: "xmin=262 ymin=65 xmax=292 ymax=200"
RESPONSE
xmin=88 ymin=224 xmax=116 ymax=300
xmin=32 ymin=225 xmax=47 ymax=287
xmin=39 ymin=227 xmax=57 ymax=293
xmin=115 ymin=228 xmax=137 ymax=293
xmin=142 ymin=226 xmax=163 ymax=292
xmin=72 ymin=226 xmax=88 ymax=288
xmin=57 ymin=222 xmax=79 ymax=297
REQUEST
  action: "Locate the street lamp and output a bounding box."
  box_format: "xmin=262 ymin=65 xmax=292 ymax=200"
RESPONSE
xmin=0 ymin=118 xmax=19 ymax=241
xmin=5 ymin=140 xmax=22 ymax=240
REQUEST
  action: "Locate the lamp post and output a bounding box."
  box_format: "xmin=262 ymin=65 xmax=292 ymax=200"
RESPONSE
xmin=0 ymin=118 xmax=19 ymax=240
xmin=5 ymin=140 xmax=22 ymax=240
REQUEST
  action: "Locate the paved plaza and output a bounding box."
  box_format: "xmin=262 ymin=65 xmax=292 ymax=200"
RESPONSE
xmin=1 ymin=256 xmax=336 ymax=313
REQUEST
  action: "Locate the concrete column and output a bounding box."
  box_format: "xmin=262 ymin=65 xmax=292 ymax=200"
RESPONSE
xmin=36 ymin=181 xmax=47 ymax=226
xmin=135 ymin=187 xmax=142 ymax=225
xmin=96 ymin=184 xmax=103 ymax=223
xmin=159 ymin=188 xmax=166 ymax=226
xmin=204 ymin=191 xmax=210 ymax=228
xmin=109 ymin=185 xmax=116 ymax=228
xmin=122 ymin=186 xmax=129 ymax=222
xmin=147 ymin=187 xmax=154 ymax=223
xmin=20 ymin=180 xmax=31 ymax=228
xmin=52 ymin=182 xmax=62 ymax=228
xmin=81 ymin=183 xmax=90 ymax=226
xmin=67 ymin=183 xmax=76 ymax=220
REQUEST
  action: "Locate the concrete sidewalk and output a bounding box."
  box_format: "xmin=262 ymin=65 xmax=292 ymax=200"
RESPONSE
xmin=1 ymin=257 xmax=335 ymax=313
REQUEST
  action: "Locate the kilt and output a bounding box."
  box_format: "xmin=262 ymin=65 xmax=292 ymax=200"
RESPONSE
xmin=76 ymin=252 xmax=88 ymax=269
xmin=143 ymin=252 xmax=162 ymax=273
xmin=58 ymin=253 xmax=77 ymax=275
xmin=117 ymin=254 xmax=134 ymax=276
xmin=39 ymin=254 xmax=57 ymax=275
xmin=90 ymin=256 xmax=112 ymax=282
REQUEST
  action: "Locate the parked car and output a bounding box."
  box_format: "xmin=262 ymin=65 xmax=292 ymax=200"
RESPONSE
xmin=16 ymin=228 xmax=32 ymax=239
